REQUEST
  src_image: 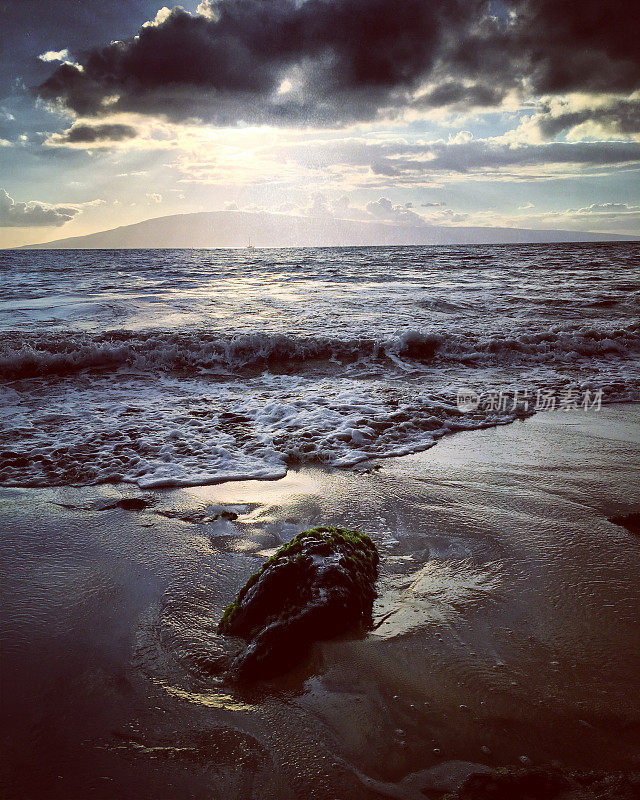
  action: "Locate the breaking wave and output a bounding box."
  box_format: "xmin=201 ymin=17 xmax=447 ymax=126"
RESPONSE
xmin=2 ymin=243 xmax=639 ymax=489
xmin=1 ymin=323 xmax=638 ymax=381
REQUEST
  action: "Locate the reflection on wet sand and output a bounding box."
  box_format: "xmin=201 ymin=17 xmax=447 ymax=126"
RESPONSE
xmin=1 ymin=407 xmax=639 ymax=798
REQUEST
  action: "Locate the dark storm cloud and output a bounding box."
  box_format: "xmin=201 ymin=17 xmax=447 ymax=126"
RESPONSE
xmin=446 ymin=1 xmax=640 ymax=95
xmin=0 ymin=187 xmax=79 ymax=227
xmin=414 ymin=81 xmax=506 ymax=108
xmin=0 ymin=0 xmax=168 ymax=145
xmin=511 ymin=0 xmax=640 ymax=94
xmin=52 ymin=122 xmax=139 ymax=144
xmin=30 ymin=0 xmax=640 ymax=127
xmin=34 ymin=0 xmax=483 ymax=125
xmin=0 ymin=0 xmax=163 ymax=95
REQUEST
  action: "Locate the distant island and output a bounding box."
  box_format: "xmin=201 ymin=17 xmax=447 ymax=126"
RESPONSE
xmin=18 ymin=210 xmax=639 ymax=249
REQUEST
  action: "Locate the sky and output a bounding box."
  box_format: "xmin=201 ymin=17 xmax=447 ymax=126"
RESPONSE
xmin=0 ymin=0 xmax=639 ymax=247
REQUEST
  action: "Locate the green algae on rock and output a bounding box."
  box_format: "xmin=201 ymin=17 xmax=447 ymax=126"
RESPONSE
xmin=218 ymin=526 xmax=379 ymax=680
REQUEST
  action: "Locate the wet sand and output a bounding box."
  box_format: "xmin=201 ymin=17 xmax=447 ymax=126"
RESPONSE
xmin=1 ymin=405 xmax=639 ymax=799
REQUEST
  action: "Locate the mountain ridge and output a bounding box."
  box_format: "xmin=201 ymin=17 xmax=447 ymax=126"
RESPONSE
xmin=16 ymin=210 xmax=639 ymax=249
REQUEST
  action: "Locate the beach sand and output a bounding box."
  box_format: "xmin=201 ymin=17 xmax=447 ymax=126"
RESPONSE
xmin=1 ymin=405 xmax=639 ymax=799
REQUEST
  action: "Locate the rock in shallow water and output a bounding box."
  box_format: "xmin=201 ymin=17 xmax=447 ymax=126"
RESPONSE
xmin=217 ymin=526 xmax=379 ymax=681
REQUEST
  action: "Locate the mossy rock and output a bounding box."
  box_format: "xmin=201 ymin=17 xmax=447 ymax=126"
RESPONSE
xmin=218 ymin=526 xmax=379 ymax=680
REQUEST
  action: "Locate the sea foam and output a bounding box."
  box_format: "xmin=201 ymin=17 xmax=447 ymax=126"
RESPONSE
xmin=1 ymin=243 xmax=639 ymax=488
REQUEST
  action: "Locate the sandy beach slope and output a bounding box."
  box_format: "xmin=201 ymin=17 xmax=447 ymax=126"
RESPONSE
xmin=1 ymin=405 xmax=639 ymax=799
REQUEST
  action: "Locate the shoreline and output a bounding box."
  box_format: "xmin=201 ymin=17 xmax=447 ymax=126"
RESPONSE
xmin=5 ymin=397 xmax=639 ymax=492
xmin=1 ymin=405 xmax=639 ymax=798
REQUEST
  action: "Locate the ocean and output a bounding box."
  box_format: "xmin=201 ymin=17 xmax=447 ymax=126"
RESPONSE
xmin=2 ymin=243 xmax=640 ymax=798
xmin=1 ymin=243 xmax=639 ymax=488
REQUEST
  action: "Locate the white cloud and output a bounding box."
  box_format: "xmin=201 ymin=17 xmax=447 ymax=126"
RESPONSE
xmin=38 ymin=48 xmax=72 ymax=63
xmin=467 ymin=201 xmax=640 ymax=235
xmin=37 ymin=49 xmax=81 ymax=70
xmin=196 ymin=1 xmax=221 ymax=21
xmin=0 ymin=188 xmax=80 ymax=228
xmin=142 ymin=7 xmax=173 ymax=28
xmin=449 ymin=130 xmax=474 ymax=144
xmin=365 ymin=197 xmax=425 ymax=224
xmin=573 ymin=202 xmax=640 ymax=215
